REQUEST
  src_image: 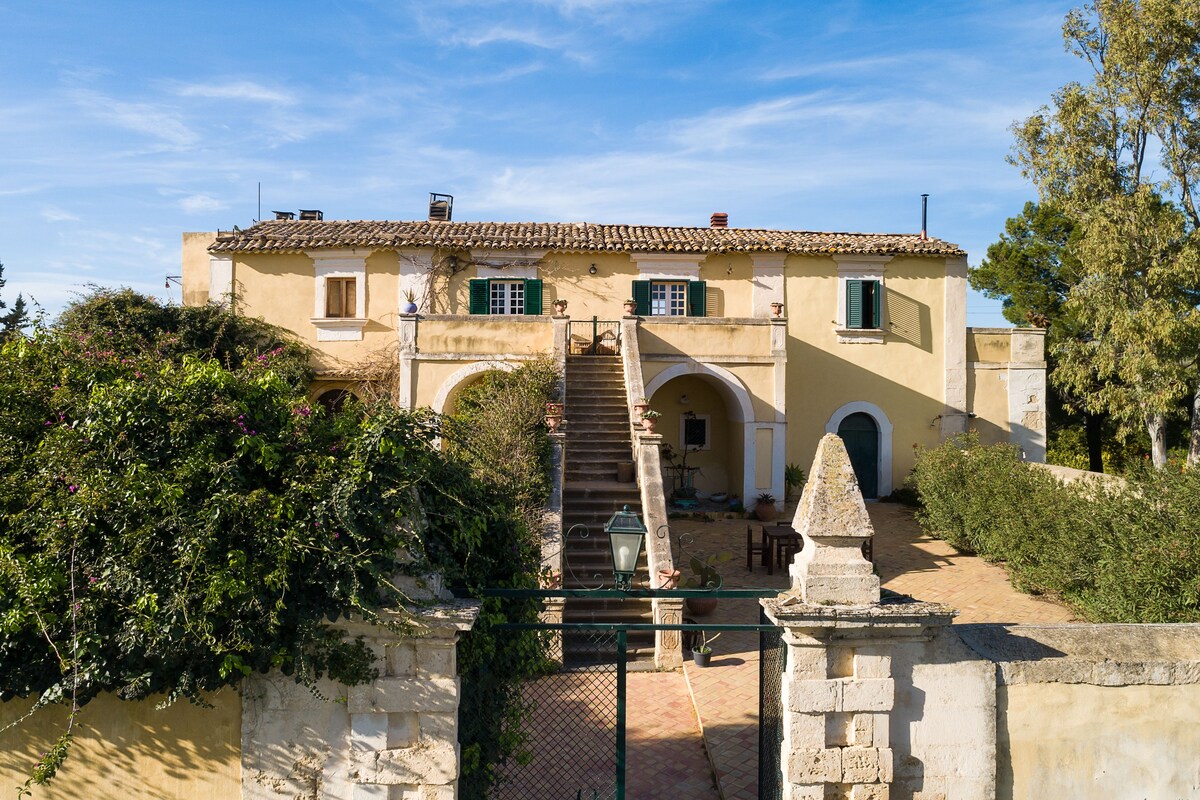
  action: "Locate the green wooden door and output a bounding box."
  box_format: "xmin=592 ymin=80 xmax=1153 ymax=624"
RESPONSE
xmin=837 ymin=413 xmax=879 ymax=499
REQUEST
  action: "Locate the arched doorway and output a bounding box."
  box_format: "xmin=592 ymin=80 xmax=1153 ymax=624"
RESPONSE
xmin=838 ymin=412 xmax=879 ymax=499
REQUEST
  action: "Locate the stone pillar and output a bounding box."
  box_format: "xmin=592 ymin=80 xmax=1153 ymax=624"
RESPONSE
xmin=242 ymin=601 xmax=480 ymax=800
xmin=542 ymin=431 xmax=567 ymax=661
xmin=763 ymin=435 xmax=952 ymax=799
xmin=1007 ymin=328 xmax=1047 ymax=462
xmin=397 ymin=313 xmax=418 ymax=410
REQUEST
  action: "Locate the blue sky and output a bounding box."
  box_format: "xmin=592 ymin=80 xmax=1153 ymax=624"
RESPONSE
xmin=1 ymin=0 xmax=1087 ymax=324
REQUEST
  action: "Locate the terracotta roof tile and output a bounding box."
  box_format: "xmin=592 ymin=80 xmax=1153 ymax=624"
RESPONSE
xmin=209 ymin=219 xmax=964 ymax=257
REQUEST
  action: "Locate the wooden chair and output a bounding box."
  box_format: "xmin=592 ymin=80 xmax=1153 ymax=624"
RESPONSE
xmin=746 ymin=525 xmax=767 ymax=571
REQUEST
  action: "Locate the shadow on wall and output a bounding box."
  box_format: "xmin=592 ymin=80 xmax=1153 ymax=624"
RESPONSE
xmin=886 ymin=290 xmax=932 ymax=353
xmin=0 ymin=691 xmax=240 ymax=799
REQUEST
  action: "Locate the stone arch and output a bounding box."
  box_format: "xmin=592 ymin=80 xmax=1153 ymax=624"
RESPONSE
xmin=825 ymin=401 xmax=894 ymax=497
xmin=431 ymin=360 xmax=517 ymax=415
xmin=643 ymin=361 xmax=755 ymax=423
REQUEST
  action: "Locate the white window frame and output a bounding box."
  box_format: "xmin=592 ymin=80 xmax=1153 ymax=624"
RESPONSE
xmin=489 ymin=280 xmax=526 ymax=315
xmin=650 ymin=280 xmax=688 ymax=317
xmin=833 ymin=255 xmax=891 ymax=344
xmin=308 ymin=249 xmax=368 ymax=342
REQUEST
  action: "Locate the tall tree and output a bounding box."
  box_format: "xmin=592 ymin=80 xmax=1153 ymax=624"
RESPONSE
xmin=972 ymin=202 xmax=1112 ymax=471
xmin=1011 ymin=0 xmax=1200 ymax=466
xmin=0 ymin=261 xmax=31 ymax=341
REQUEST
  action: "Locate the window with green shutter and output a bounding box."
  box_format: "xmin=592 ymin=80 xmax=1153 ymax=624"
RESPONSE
xmin=845 ymin=279 xmax=880 ymax=329
xmin=468 ymin=278 xmax=544 ymax=315
xmin=632 ymin=279 xmax=705 ymax=317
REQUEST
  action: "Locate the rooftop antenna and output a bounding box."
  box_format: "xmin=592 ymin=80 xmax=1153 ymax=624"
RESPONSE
xmin=257 ymin=182 xmax=261 ymax=223
xmin=920 ymin=193 xmax=929 ymax=241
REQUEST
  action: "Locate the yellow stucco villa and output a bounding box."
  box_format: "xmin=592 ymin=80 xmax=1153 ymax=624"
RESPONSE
xmin=182 ymin=207 xmax=1046 ymax=508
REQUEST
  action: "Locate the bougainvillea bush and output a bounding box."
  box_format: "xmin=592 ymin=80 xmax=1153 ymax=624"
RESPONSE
xmin=0 ymin=292 xmax=548 ymax=795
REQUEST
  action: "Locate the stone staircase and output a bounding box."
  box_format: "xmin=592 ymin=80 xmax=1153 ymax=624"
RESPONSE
xmin=561 ymin=355 xmax=655 ymax=665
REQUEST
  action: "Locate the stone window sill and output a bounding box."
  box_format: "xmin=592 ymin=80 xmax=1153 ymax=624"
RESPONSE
xmin=835 ymin=327 xmax=886 ymax=344
xmin=311 ymin=317 xmax=367 ymax=342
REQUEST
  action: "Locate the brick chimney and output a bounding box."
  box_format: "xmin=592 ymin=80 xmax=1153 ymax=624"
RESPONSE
xmin=710 ymin=212 xmax=728 ymax=228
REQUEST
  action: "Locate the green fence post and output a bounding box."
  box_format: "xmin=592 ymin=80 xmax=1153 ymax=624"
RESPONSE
xmin=616 ymin=628 xmax=627 ymax=800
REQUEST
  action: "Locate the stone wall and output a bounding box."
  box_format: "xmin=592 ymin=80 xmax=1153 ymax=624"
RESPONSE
xmin=0 ymin=601 xmax=478 ymax=800
xmin=766 ymin=432 xmax=1200 ymax=800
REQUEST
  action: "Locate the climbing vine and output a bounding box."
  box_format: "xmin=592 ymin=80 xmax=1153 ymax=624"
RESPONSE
xmin=0 ymin=291 xmax=550 ymax=795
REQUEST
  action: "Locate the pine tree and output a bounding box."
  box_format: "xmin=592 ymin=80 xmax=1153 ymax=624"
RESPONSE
xmin=0 ymin=261 xmax=32 ymax=341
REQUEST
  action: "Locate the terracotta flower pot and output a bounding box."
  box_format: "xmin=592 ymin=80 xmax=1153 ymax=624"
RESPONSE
xmin=624 ymin=301 xmax=638 ymax=315
xmin=641 ymin=417 xmax=657 ymax=433
xmin=546 ymin=402 xmax=565 ymax=416
xmin=656 ymin=568 xmax=681 ymax=589
xmin=755 ymin=503 xmax=779 ymax=522
xmin=545 ymin=414 xmax=563 ymax=433
xmin=686 ymin=596 xmax=718 ymax=616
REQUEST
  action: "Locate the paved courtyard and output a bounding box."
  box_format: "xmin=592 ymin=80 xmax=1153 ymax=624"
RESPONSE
xmin=627 ymin=501 xmax=1079 ymax=800
xmin=506 ymin=502 xmax=1078 ymax=799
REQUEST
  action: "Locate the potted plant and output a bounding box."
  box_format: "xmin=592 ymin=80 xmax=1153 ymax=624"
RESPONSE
xmin=691 ymin=630 xmax=721 ymax=667
xmin=546 ymin=401 xmax=565 ymax=416
xmin=402 ymin=288 xmax=419 ymax=314
xmin=640 ymin=409 xmax=661 ymax=433
xmin=552 ymin=298 xmax=568 ymax=317
xmin=755 ymin=491 xmax=778 ymax=522
xmin=623 ymin=299 xmax=638 ymax=315
xmin=785 ymin=463 xmax=806 ymax=500
xmin=684 ymin=551 xmax=732 ymax=615
xmin=656 ymin=567 xmax=681 ymax=589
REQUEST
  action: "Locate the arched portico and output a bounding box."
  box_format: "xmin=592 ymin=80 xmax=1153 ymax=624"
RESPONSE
xmin=825 ymin=401 xmax=894 ymax=498
xmin=644 ymin=360 xmax=783 ymax=508
xmin=431 ymin=360 xmax=517 ymax=415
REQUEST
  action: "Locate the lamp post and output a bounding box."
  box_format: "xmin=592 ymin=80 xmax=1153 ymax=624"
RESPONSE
xmin=603 ymin=504 xmax=647 ymax=591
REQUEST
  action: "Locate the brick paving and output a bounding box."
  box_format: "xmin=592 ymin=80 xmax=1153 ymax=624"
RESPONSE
xmin=509 ymin=501 xmax=1079 ymax=800
xmin=668 ymin=500 xmax=1079 ymax=799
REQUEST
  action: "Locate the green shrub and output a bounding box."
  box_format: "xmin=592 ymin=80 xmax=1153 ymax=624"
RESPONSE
xmin=912 ymin=434 xmax=1200 ymax=622
xmin=0 ymin=293 xmax=549 ymax=796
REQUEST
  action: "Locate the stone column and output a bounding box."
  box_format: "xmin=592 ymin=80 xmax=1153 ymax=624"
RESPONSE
xmin=242 ymin=601 xmax=480 ymax=800
xmin=762 ymin=435 xmax=952 ymax=799
xmin=397 ymin=313 xmax=418 ymax=410
xmin=1007 ymin=328 xmax=1047 ymax=462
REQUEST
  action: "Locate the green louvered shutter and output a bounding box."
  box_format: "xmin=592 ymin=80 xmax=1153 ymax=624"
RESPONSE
xmin=523 ymin=279 xmax=543 ymax=315
xmin=846 ymin=280 xmax=864 ymax=328
xmin=469 ymin=279 xmax=489 ymax=315
xmin=870 ymin=280 xmax=882 ymax=328
xmin=632 ymin=280 xmax=651 ymax=316
xmin=688 ymin=280 xmax=707 ymax=317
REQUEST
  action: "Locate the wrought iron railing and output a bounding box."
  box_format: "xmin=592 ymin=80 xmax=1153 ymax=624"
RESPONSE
xmin=567 ymin=317 xmax=622 ymax=355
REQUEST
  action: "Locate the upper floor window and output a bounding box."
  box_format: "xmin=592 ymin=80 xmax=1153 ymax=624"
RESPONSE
xmin=632 ymin=280 xmax=706 ymax=317
xmin=325 ymin=277 xmax=357 ymax=318
xmin=845 ymin=279 xmax=881 ymax=329
xmin=468 ymin=278 xmax=543 ymax=315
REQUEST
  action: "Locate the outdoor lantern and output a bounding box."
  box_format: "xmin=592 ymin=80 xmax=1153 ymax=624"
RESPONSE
xmin=603 ymin=504 xmax=647 ymax=590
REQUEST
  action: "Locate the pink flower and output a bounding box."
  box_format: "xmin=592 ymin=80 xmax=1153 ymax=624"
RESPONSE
xmin=68 ymin=485 xmax=78 ymax=493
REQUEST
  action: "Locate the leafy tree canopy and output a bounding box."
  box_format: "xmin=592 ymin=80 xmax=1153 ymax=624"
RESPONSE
xmin=1010 ymin=0 xmax=1200 ymax=465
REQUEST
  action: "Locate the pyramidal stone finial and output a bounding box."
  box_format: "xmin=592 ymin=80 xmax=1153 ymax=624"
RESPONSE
xmin=787 ymin=433 xmax=880 ymax=606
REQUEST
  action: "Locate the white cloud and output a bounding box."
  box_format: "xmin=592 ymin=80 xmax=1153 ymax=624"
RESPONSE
xmin=40 ymin=206 xmax=79 ymax=222
xmin=177 ymin=81 xmax=295 ymax=105
xmin=69 ymin=89 xmax=198 ymax=148
xmin=447 ymin=26 xmax=567 ymax=49
xmin=760 ymin=57 xmax=904 ymax=81
xmin=179 ymin=194 xmax=227 ymax=214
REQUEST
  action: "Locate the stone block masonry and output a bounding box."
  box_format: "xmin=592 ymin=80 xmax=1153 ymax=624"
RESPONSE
xmin=764 ymin=434 xmax=953 ymax=799
xmin=242 ymin=601 xmax=479 ymax=800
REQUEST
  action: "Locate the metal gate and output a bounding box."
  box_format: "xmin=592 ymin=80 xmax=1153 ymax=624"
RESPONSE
xmin=484 ymin=589 xmax=785 ymax=800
